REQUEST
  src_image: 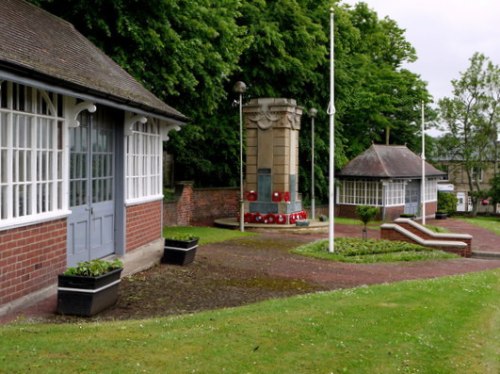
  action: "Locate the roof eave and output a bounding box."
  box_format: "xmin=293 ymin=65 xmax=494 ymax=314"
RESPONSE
xmin=0 ymin=61 xmax=189 ymax=125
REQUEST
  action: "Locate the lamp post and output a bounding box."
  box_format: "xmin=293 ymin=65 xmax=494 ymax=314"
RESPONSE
xmin=309 ymin=108 xmax=318 ymax=220
xmin=327 ymin=8 xmax=335 ymax=253
xmin=421 ymin=101 xmax=426 ymax=225
xmin=234 ymin=81 xmax=247 ymax=232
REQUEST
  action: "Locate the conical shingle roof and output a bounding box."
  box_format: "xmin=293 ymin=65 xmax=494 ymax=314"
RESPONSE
xmin=338 ymin=144 xmax=446 ymax=178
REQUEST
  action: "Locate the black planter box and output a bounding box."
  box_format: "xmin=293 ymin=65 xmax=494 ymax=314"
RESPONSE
xmin=435 ymin=212 xmax=448 ymax=219
xmin=57 ymin=268 xmax=122 ymax=317
xmin=162 ymin=238 xmax=198 ymax=266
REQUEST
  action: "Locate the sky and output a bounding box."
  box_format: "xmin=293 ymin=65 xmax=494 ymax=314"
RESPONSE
xmin=342 ymin=0 xmax=500 ymax=103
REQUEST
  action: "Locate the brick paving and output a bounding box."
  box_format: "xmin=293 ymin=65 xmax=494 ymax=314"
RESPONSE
xmin=428 ymin=218 xmax=500 ymax=254
xmin=1 ymin=219 xmax=499 ymax=325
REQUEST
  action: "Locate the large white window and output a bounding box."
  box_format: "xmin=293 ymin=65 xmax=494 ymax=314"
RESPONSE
xmin=424 ymin=178 xmax=438 ymax=202
xmin=337 ymin=179 xmax=383 ymax=206
xmin=125 ymin=118 xmax=162 ymax=204
xmin=384 ymin=180 xmax=406 ymax=206
xmin=0 ymin=81 xmax=66 ymax=228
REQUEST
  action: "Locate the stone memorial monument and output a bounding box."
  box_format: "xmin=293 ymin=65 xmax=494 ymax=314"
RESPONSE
xmin=242 ymin=98 xmax=306 ymax=224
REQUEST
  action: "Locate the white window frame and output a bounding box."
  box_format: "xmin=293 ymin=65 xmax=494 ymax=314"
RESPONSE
xmin=424 ymin=178 xmax=438 ymax=202
xmin=337 ymin=179 xmax=383 ymax=206
xmin=383 ymin=180 xmax=406 ymax=206
xmin=471 ymin=167 xmax=483 ymax=182
xmin=125 ymin=117 xmax=163 ymax=205
xmin=0 ymin=81 xmax=69 ymax=230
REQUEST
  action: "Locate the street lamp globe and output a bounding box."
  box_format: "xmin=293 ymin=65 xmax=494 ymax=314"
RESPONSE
xmin=233 ymin=81 xmax=247 ymax=94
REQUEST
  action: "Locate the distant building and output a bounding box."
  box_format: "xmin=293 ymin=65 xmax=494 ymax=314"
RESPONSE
xmin=336 ymin=144 xmax=446 ymax=221
xmin=435 ymin=159 xmax=498 ymax=213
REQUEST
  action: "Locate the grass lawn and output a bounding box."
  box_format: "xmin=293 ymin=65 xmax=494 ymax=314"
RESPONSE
xmin=334 ymin=216 xmax=381 ymax=228
xmin=292 ymin=237 xmax=457 ymax=263
xmin=458 ymin=216 xmax=500 ymax=236
xmin=162 ymin=226 xmax=255 ymax=245
xmin=1 ymin=269 xmax=498 ymax=373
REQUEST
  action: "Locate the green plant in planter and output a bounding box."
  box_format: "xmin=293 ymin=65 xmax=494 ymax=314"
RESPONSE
xmin=164 ymin=234 xmax=199 ymax=241
xmin=63 ymin=259 xmax=123 ymax=277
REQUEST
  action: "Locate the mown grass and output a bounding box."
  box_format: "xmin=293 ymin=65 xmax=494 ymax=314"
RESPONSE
xmin=458 ymin=215 xmax=500 ymax=235
xmin=334 ymin=216 xmax=381 ymax=228
xmin=292 ymin=237 xmax=457 ymax=263
xmin=162 ymin=226 xmax=255 ymax=245
xmin=1 ymin=269 xmax=498 ymax=373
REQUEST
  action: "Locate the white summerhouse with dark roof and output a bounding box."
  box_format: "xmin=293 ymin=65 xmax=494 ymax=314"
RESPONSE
xmin=336 ymin=144 xmax=446 ymax=221
xmin=0 ymin=0 xmax=187 ymax=310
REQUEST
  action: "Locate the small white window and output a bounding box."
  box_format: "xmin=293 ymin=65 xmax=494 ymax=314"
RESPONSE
xmin=125 ymin=118 xmax=162 ymax=204
xmin=471 ymin=167 xmax=483 ymax=182
xmin=0 ymin=82 xmax=66 ymax=229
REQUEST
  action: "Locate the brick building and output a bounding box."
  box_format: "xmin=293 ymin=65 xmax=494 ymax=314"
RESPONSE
xmin=0 ymin=0 xmax=187 ymax=309
xmin=336 ymin=144 xmax=446 ymax=221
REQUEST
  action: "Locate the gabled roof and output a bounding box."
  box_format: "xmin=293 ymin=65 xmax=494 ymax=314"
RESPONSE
xmin=338 ymin=144 xmax=446 ymax=179
xmin=0 ymin=0 xmax=187 ymax=123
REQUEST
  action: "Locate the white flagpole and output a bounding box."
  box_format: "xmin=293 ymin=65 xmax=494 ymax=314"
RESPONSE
xmin=421 ymin=101 xmax=426 ymax=225
xmin=328 ymin=8 xmax=335 ymax=253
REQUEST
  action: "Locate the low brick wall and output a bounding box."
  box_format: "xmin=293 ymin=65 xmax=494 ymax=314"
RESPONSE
xmin=126 ymin=200 xmax=162 ymax=251
xmin=380 ymin=219 xmax=472 ymax=258
xmin=163 ymin=182 xmax=238 ymax=226
xmin=0 ymin=219 xmax=67 ymax=306
xmin=394 ymin=220 xmax=472 ymax=255
xmin=337 ymin=202 xmax=438 ymax=222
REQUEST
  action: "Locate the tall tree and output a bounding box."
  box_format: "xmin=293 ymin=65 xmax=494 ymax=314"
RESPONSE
xmin=30 ymin=0 xmax=432 ymax=203
xmin=30 ymin=0 xmax=250 ymax=115
xmin=437 ymin=52 xmax=500 ymax=215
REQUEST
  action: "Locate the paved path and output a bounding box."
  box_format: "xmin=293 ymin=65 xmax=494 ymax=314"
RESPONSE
xmin=1 ymin=219 xmax=499 ymax=324
xmin=428 ymin=218 xmax=500 ymax=255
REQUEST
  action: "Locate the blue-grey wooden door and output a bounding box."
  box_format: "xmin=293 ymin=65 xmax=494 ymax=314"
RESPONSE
xmin=404 ymin=180 xmax=420 ymax=216
xmin=67 ymin=110 xmax=115 ymax=266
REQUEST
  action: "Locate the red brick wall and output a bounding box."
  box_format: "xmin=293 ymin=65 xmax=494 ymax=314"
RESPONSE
xmin=0 ymin=219 xmax=66 ymax=306
xmin=337 ymin=202 xmax=438 ymax=222
xmin=192 ymin=188 xmax=239 ymax=225
xmin=337 ymin=205 xmax=384 ymax=221
xmin=126 ymin=200 xmax=162 ymax=251
xmin=163 ymin=183 xmax=239 ymax=226
xmin=384 ymin=206 xmax=405 ymax=221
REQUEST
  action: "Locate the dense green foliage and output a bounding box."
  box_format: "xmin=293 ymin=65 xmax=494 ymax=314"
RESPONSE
xmin=31 ymin=0 xmax=432 ymax=201
xmin=437 ymin=53 xmax=500 ymax=215
xmin=437 ymin=191 xmax=458 ymax=215
xmin=292 ymin=237 xmax=456 ymax=263
xmin=489 ymin=173 xmax=500 ymax=205
xmin=3 ymin=270 xmax=497 ymax=372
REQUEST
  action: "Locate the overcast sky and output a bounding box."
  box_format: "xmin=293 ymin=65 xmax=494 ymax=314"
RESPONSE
xmin=342 ymin=0 xmax=500 ymax=103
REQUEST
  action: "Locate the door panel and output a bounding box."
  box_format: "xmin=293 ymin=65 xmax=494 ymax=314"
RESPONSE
xmin=67 ymin=109 xmax=115 ymax=266
xmin=404 ymin=181 xmax=420 ymax=215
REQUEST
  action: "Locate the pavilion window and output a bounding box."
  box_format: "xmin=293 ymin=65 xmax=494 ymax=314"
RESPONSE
xmin=125 ymin=118 xmax=162 ymax=203
xmin=0 ymin=81 xmax=65 ymax=228
xmin=337 ymin=179 xmax=383 ymax=206
xmin=384 ymin=181 xmax=405 ymax=206
xmin=424 ymin=178 xmax=438 ymax=202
